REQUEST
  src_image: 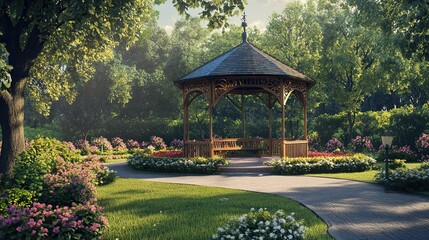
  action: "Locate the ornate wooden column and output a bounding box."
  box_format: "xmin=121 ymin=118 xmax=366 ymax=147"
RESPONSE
xmin=209 ymin=80 xmax=215 ymax=157
xmin=281 ymin=81 xmax=286 ymax=158
xmin=183 ymin=95 xmax=190 ymax=141
xmin=304 ymin=98 xmax=308 ymax=139
xmin=241 ymin=94 xmax=246 ymax=138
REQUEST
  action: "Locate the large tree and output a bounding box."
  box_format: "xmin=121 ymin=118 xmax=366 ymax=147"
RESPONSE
xmin=349 ymin=0 xmax=429 ymax=60
xmin=0 ymin=0 xmax=245 ymax=176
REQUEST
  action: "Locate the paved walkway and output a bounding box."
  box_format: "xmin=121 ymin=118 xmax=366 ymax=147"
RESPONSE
xmin=107 ymin=159 xmax=429 ymax=240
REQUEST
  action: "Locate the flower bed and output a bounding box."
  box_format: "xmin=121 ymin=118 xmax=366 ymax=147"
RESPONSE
xmin=153 ymin=150 xmax=183 ymax=158
xmin=0 ymin=138 xmax=115 ymax=239
xmin=212 ymin=208 xmax=306 ymax=240
xmin=308 ymin=151 xmax=351 ymax=157
xmin=376 ymin=162 xmax=429 ymax=191
xmin=0 ymin=202 xmax=107 ymax=239
xmin=267 ymin=154 xmax=376 ymax=175
xmin=127 ymin=153 xmax=227 ymax=174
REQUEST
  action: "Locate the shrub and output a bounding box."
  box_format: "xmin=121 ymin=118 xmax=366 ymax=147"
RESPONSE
xmin=377 ymin=145 xmax=417 ymax=162
xmin=0 ymin=202 xmax=108 ymax=240
xmin=376 ymin=167 xmax=429 ymax=191
xmin=267 ymin=154 xmax=376 ymax=175
xmin=75 ymin=139 xmax=91 ymax=155
xmin=389 ymin=159 xmax=406 ymax=170
xmin=307 ymin=132 xmax=320 ymax=152
xmin=170 ymin=138 xmax=184 ymax=149
xmin=10 ymin=138 xmax=80 ymax=194
xmin=350 ymin=136 xmax=374 ymax=152
xmin=153 ymin=150 xmax=183 ymax=158
xmin=40 ymin=158 xmax=98 ymax=206
xmin=150 ymin=136 xmax=167 ymax=150
xmin=110 ymin=137 xmax=127 ymax=151
xmin=92 ymin=136 xmax=113 ymax=152
xmin=0 ymin=188 xmax=35 ymax=216
xmin=326 ymin=138 xmax=343 ymax=152
xmin=128 ymin=153 xmax=227 ymax=174
xmin=212 ymin=208 xmax=306 ymax=240
xmin=416 ymin=133 xmax=429 ymax=160
xmin=126 ymin=139 xmax=140 ymax=149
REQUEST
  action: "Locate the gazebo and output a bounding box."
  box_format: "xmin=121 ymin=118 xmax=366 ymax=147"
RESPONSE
xmin=174 ymin=16 xmax=315 ymax=158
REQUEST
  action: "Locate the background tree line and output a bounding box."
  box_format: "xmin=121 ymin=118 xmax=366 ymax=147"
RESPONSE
xmin=8 ymin=0 xmax=429 ymax=152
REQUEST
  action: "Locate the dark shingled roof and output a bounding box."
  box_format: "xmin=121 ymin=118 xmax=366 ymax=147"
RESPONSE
xmin=175 ymin=42 xmax=314 ymax=85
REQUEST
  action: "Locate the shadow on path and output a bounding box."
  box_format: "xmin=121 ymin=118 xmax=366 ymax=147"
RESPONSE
xmin=107 ymin=161 xmax=429 ymax=240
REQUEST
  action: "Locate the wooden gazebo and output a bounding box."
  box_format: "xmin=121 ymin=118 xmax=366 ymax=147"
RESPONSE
xmin=174 ymin=17 xmax=315 ymax=158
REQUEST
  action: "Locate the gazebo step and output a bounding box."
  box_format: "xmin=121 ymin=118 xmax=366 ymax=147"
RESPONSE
xmin=219 ymin=165 xmax=274 ymax=174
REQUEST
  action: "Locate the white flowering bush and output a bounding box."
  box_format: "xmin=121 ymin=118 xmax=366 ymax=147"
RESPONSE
xmin=376 ymin=162 xmax=429 ymax=191
xmin=127 ymin=153 xmax=228 ymax=174
xmin=267 ymin=154 xmax=376 ymax=175
xmin=213 ymin=208 xmax=306 ymax=240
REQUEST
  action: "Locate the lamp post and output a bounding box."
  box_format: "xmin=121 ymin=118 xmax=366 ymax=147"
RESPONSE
xmin=381 ymin=136 xmax=393 ymax=193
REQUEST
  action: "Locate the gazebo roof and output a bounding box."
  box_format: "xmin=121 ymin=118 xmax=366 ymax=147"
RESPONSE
xmin=175 ymin=41 xmax=315 ymax=86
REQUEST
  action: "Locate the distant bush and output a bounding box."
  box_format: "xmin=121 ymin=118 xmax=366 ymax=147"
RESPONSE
xmin=326 ymin=138 xmax=343 ymax=152
xmin=170 ymin=138 xmax=184 ymax=149
xmin=110 ymin=137 xmax=127 ymax=151
xmin=92 ymin=136 xmax=113 ymax=152
xmin=416 ymin=133 xmax=429 ymax=160
xmin=267 ymin=154 xmax=376 ymax=175
xmin=389 ymin=159 xmax=406 ymax=170
xmin=128 ymin=153 xmax=227 ymax=174
xmin=150 ymin=136 xmax=167 ymax=150
xmin=350 ymin=136 xmax=374 ymax=152
xmin=377 ymin=145 xmax=417 ymax=162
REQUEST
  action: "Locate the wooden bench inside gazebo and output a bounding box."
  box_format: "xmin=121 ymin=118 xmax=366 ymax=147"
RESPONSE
xmin=174 ymin=15 xmax=315 ymax=159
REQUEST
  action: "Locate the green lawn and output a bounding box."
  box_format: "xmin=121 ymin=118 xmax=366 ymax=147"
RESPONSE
xmin=307 ymin=162 xmax=429 ymax=196
xmin=308 ymin=162 xmax=422 ymax=183
xmin=97 ymin=178 xmax=332 ymax=240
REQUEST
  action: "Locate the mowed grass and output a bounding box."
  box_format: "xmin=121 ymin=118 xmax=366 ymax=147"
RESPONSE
xmin=307 ymin=162 xmax=423 ymax=183
xmin=97 ymin=178 xmax=332 ymax=240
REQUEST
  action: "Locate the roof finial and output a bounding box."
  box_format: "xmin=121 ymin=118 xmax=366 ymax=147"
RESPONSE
xmin=241 ymin=12 xmax=247 ymax=43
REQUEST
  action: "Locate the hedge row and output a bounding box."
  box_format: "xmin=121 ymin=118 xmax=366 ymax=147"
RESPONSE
xmin=267 ymin=154 xmax=376 ymax=175
xmin=127 ymin=153 xmax=228 ymax=174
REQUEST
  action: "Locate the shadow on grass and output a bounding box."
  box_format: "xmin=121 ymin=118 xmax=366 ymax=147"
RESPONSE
xmin=98 ymin=179 xmax=332 ymax=240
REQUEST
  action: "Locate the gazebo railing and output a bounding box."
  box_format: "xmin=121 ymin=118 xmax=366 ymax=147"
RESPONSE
xmin=184 ymin=138 xmax=308 ymax=158
xmin=184 ymin=140 xmax=211 ymax=158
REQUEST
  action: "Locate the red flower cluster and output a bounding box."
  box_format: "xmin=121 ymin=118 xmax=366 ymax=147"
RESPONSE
xmin=153 ymin=150 xmax=183 ymax=158
xmin=308 ymin=151 xmax=351 ymax=157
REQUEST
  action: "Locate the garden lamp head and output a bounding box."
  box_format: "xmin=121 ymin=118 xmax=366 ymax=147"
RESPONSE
xmin=381 ymin=136 xmax=393 ymax=147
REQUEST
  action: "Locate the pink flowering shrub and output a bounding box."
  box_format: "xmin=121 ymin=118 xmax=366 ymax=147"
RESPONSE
xmin=40 ymin=158 xmax=97 ymax=206
xmin=0 ymin=202 xmax=107 ymax=239
xmin=170 ymin=139 xmax=184 ymax=149
xmin=92 ymin=137 xmax=113 ymax=152
xmin=350 ymin=136 xmax=374 ymax=152
xmin=110 ymin=137 xmax=127 ymax=151
xmin=150 ymin=136 xmax=167 ymax=150
xmin=416 ymin=133 xmax=429 ymax=160
xmin=126 ymin=139 xmax=140 ymax=149
xmin=326 ymin=138 xmax=343 ymax=152
xmin=377 ymin=145 xmax=417 ymax=162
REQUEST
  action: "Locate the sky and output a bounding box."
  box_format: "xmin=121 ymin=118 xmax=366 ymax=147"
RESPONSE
xmin=155 ymin=0 xmax=298 ymax=34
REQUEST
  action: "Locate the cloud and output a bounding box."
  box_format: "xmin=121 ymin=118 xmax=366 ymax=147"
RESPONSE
xmin=249 ymin=20 xmax=267 ymax=32
xmin=164 ymin=25 xmax=174 ymax=35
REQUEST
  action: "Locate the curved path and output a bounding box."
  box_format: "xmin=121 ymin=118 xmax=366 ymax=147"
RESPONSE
xmin=107 ymin=161 xmax=429 ymax=240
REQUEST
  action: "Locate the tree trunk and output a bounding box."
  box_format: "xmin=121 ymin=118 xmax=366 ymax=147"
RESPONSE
xmin=0 ymin=81 xmax=26 ymax=176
